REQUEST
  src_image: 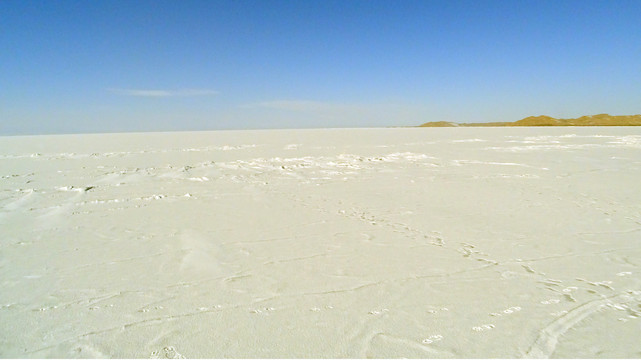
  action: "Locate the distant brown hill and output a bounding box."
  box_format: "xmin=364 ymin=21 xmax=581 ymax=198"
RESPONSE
xmin=419 ymin=121 xmax=460 ymax=127
xmin=419 ymin=114 xmax=641 ymax=127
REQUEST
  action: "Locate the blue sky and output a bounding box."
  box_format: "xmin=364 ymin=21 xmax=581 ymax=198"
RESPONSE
xmin=1 ymin=0 xmax=640 ymax=135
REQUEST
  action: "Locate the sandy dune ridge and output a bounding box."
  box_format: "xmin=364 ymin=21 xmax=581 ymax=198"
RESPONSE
xmin=420 ymin=113 xmax=641 ymax=127
xmin=1 ymin=127 xmax=640 ymax=358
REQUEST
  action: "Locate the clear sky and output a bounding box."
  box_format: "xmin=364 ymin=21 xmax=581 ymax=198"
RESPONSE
xmin=1 ymin=0 xmax=640 ymax=135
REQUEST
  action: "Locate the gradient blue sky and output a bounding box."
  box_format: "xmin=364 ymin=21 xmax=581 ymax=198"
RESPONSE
xmin=1 ymin=0 xmax=640 ymax=135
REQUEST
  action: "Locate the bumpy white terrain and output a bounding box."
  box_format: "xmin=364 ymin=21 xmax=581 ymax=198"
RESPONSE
xmin=1 ymin=127 xmax=641 ymax=358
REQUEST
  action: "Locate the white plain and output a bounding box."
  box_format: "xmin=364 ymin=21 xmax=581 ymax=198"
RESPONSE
xmin=1 ymin=127 xmax=640 ymax=358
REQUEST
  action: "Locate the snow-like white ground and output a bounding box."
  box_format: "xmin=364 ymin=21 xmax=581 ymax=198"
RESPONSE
xmin=1 ymin=127 xmax=640 ymax=358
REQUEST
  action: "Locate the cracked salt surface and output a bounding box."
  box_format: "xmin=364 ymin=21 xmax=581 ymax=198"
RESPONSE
xmin=1 ymin=127 xmax=640 ymax=358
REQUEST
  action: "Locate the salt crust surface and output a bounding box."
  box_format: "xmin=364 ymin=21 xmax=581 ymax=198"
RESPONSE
xmin=1 ymin=127 xmax=640 ymax=358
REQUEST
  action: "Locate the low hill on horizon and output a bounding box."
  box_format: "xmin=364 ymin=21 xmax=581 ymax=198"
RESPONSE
xmin=419 ymin=114 xmax=641 ymax=127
